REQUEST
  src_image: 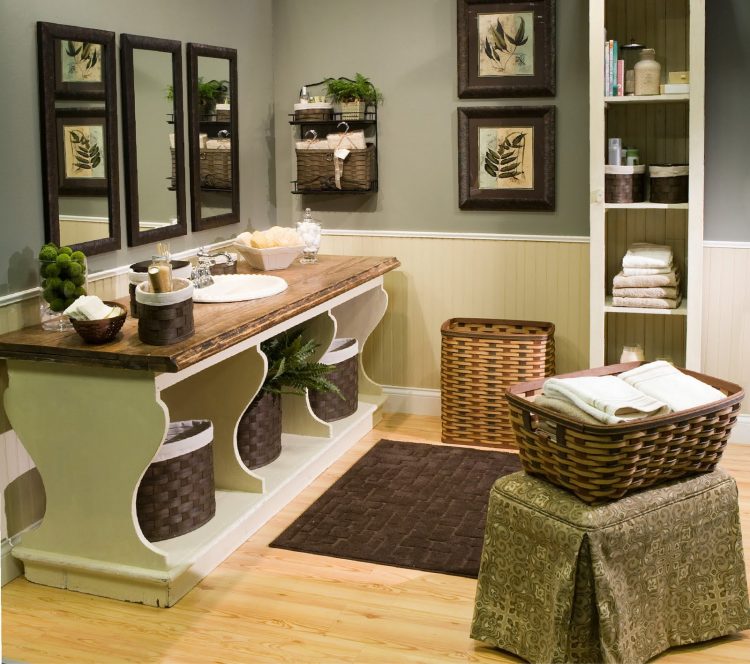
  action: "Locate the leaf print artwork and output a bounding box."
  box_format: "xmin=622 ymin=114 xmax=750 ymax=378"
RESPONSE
xmin=63 ymin=125 xmax=106 ymax=179
xmin=478 ymin=12 xmax=535 ymax=77
xmin=478 ymin=127 xmax=534 ymax=190
xmin=61 ymin=40 xmax=103 ymax=83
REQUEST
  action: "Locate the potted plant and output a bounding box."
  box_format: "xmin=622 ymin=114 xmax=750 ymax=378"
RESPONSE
xmin=237 ymin=330 xmax=341 ymax=469
xmin=324 ymin=73 xmax=383 ymax=120
xmin=167 ymin=78 xmax=229 ymax=119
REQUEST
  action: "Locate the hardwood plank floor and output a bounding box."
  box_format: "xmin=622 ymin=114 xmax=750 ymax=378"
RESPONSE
xmin=2 ymin=414 xmax=750 ymax=663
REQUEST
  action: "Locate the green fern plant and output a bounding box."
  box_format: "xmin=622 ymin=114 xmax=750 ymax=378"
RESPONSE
xmin=261 ymin=330 xmax=342 ymax=398
xmin=324 ymin=73 xmax=383 ymax=105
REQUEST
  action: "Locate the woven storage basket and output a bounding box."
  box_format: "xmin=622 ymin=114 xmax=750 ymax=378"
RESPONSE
xmin=441 ymin=318 xmax=555 ymax=447
xmin=650 ymin=164 xmax=689 ymax=203
xmin=296 ymin=144 xmax=374 ymax=191
xmin=338 ymin=100 xmax=368 ymax=120
xmin=605 ymin=165 xmax=646 ymax=203
xmin=136 ymin=278 xmax=194 ymax=346
xmin=200 ymin=146 xmax=232 ymax=189
xmin=309 ymin=338 xmax=359 ymax=422
xmin=506 ymin=362 xmax=744 ymax=504
xmin=136 ymin=420 xmax=216 ymax=542
xmin=216 ymin=108 xmax=231 ymax=122
xmin=295 ymin=108 xmax=333 ymax=122
xmin=237 ymin=391 xmax=282 ymax=469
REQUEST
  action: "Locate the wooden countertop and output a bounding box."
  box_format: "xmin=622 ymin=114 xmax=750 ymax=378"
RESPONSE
xmin=0 ymin=255 xmax=400 ymax=373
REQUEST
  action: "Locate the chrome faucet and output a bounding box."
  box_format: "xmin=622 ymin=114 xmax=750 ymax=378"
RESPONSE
xmin=191 ymin=255 xmax=214 ymax=289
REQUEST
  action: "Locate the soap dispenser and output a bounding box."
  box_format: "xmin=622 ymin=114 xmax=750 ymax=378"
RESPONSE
xmin=296 ymin=208 xmax=322 ymax=264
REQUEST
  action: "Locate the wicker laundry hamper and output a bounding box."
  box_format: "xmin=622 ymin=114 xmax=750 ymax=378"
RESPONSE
xmin=296 ymin=144 xmax=375 ymax=191
xmin=237 ymin=391 xmax=282 ymax=470
xmin=135 ymin=278 xmax=195 ymax=346
xmin=441 ymin=318 xmax=555 ymax=447
xmin=309 ymin=338 xmax=359 ymax=422
xmin=136 ymin=420 xmax=216 ymax=542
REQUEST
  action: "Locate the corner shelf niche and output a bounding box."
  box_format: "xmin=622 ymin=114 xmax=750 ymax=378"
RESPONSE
xmin=589 ymin=0 xmax=704 ymax=370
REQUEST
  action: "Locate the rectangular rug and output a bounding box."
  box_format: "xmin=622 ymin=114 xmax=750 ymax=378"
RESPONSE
xmin=269 ymin=439 xmax=522 ymax=577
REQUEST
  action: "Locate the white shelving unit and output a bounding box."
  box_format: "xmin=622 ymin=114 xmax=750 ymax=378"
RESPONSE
xmin=589 ymin=0 xmax=705 ymax=369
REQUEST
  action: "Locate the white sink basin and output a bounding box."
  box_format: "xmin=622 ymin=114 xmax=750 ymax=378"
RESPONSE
xmin=192 ymin=274 xmax=288 ymax=303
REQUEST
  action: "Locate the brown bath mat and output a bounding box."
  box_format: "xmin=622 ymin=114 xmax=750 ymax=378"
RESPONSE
xmin=269 ymin=439 xmax=522 ymax=577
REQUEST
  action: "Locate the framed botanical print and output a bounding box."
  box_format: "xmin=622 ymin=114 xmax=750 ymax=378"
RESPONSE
xmin=457 ymin=0 xmax=556 ymax=98
xmin=56 ymin=108 xmax=108 ymax=195
xmin=458 ymin=106 xmax=555 ymax=210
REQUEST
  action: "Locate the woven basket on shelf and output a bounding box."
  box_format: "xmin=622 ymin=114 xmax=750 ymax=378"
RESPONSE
xmin=171 ymin=146 xmax=232 ymax=190
xmin=309 ymin=338 xmax=359 ymax=422
xmin=136 ymin=420 xmax=216 ymax=542
xmin=296 ymin=144 xmax=374 ymax=191
xmin=135 ymin=278 xmax=194 ymax=346
xmin=216 ymin=108 xmax=231 ymax=122
xmin=650 ymin=164 xmax=689 ymax=203
xmin=338 ymin=100 xmax=368 ymax=120
xmin=505 ymin=362 xmax=744 ymax=504
xmin=294 ymin=108 xmax=333 ymax=122
xmin=237 ymin=391 xmax=282 ymax=470
xmin=441 ymin=318 xmax=555 ymax=448
xmin=605 ymin=165 xmax=646 ymax=203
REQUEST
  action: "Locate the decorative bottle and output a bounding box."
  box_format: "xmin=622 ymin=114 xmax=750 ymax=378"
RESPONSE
xmin=296 ymin=208 xmax=322 ymax=264
xmin=634 ymin=49 xmax=661 ymax=96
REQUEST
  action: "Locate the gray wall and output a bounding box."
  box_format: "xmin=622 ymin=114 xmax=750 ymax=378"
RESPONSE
xmin=0 ymin=0 xmax=274 ymax=294
xmin=705 ymin=0 xmax=750 ymax=242
xmin=271 ymin=0 xmax=590 ymax=236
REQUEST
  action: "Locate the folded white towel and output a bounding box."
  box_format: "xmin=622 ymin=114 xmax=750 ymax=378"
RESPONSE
xmin=612 ymin=294 xmax=682 ymax=309
xmin=612 ymin=286 xmax=679 ymax=299
xmin=64 ymin=295 xmax=114 ymax=321
xmin=622 ymin=243 xmax=673 ymax=269
xmin=618 ymin=361 xmax=726 ymax=411
xmin=622 ymin=265 xmax=673 ymax=277
xmin=613 ymin=270 xmax=680 ymax=289
xmin=542 ymin=375 xmax=670 ymax=425
xmin=534 ymin=394 xmax=603 ymax=425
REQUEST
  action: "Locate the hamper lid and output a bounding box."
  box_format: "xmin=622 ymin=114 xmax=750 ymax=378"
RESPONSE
xmin=152 ymin=420 xmax=213 ymax=463
xmin=605 ymin=165 xmax=646 ymax=175
xmin=649 ymin=164 xmax=689 ymax=177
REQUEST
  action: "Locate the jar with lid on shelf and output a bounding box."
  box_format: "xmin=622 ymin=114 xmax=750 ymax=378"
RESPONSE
xmin=296 ymin=208 xmax=322 ymax=264
xmin=634 ymin=48 xmax=661 ymax=96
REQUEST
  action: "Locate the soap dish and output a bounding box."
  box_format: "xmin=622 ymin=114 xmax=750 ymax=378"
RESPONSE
xmin=70 ymin=302 xmax=127 ymax=344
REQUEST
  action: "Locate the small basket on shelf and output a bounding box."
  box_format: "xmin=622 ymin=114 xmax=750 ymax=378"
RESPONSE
xmin=505 ymin=362 xmax=744 ymax=504
xmin=135 ymin=278 xmax=195 ymax=346
xmin=605 ymin=165 xmax=646 ymax=203
xmin=70 ymin=302 xmax=127 ymax=344
xmin=293 ymin=102 xmax=333 ymax=122
xmin=295 ymin=143 xmax=375 ymax=191
xmin=649 ymin=164 xmax=689 ymax=203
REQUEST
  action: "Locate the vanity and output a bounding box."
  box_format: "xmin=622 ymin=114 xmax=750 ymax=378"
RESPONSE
xmin=0 ymin=254 xmax=399 ymax=607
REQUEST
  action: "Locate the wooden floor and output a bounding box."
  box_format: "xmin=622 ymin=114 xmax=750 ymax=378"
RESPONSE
xmin=2 ymin=413 xmax=750 ymax=663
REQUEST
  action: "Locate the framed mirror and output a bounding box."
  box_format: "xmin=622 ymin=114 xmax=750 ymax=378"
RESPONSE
xmin=121 ymin=34 xmax=186 ymax=247
xmin=186 ymin=43 xmax=239 ymax=231
xmin=37 ymin=22 xmax=120 ymax=255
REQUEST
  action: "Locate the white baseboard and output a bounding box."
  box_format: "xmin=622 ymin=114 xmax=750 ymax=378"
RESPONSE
xmin=731 ymin=414 xmax=750 ymax=445
xmin=382 ymin=385 xmax=441 ymax=416
xmin=2 ymin=537 xmax=22 ymax=585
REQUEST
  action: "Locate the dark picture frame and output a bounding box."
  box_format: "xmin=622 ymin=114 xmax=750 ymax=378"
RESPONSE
xmin=457 ymin=0 xmax=556 ymax=98
xmin=56 ymin=108 xmax=108 ymax=195
xmin=458 ymin=106 xmax=555 ymax=210
xmin=53 ymin=36 xmax=105 ymax=99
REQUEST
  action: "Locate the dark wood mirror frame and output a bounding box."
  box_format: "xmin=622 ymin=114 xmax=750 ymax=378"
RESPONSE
xmin=186 ymin=43 xmax=239 ymax=231
xmin=37 ymin=22 xmax=120 ymax=255
xmin=121 ymin=34 xmax=186 ymax=247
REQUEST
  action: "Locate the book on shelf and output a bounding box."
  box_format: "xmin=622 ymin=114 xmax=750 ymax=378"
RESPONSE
xmin=604 ymin=40 xmax=624 ymax=97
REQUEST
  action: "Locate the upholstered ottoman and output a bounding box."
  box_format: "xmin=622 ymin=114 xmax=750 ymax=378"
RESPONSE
xmin=471 ymin=470 xmax=750 ymax=664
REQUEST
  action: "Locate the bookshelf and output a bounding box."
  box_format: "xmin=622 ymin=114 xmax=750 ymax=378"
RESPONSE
xmin=589 ymin=0 xmax=705 ymax=370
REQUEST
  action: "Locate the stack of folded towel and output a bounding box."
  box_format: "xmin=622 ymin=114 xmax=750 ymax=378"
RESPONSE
xmin=612 ymin=243 xmax=682 ymax=309
xmin=535 ymin=361 xmax=725 ymax=425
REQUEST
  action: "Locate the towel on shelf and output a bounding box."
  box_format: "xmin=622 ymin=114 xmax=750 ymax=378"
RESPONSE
xmin=612 ymin=294 xmax=683 ymax=309
xmin=542 ymin=375 xmax=670 ymax=425
xmin=622 ymin=265 xmax=674 ymax=277
xmin=612 ymin=286 xmax=679 ymax=299
xmin=534 ymin=394 xmax=603 ymax=425
xmin=613 ymin=270 xmax=680 ymax=289
xmin=622 ymin=243 xmax=673 ymax=269
xmin=619 ymin=361 xmax=726 ymax=411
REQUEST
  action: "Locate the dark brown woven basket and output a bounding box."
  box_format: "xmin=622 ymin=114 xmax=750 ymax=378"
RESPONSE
xmin=137 ymin=299 xmax=194 ymax=346
xmin=310 ymin=354 xmax=359 ymax=422
xmin=237 ymin=391 xmax=282 ymax=469
xmin=294 ymin=108 xmax=333 ymax=122
xmin=70 ymin=302 xmax=126 ymax=344
xmin=650 ymin=175 xmax=688 ymax=203
xmin=296 ymin=144 xmax=375 ymax=191
xmin=129 ymin=282 xmax=139 ymax=318
xmin=136 ymin=420 xmax=216 ymax=542
xmin=506 ymin=362 xmax=745 ymax=504
xmin=605 ymin=172 xmax=645 ymax=203
xmin=441 ymin=318 xmax=555 ymax=448
xmin=172 ymin=147 xmax=231 ymax=189
xmin=216 ymin=108 xmax=231 ymax=122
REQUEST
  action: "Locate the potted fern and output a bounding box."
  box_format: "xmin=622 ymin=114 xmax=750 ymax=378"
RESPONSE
xmin=324 ymin=73 xmax=383 ymax=120
xmin=237 ymin=330 xmax=341 ymax=469
xmin=168 ymin=77 xmax=229 ymax=119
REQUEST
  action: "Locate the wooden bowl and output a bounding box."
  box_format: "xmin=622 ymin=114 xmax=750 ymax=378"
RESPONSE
xmin=70 ymin=302 xmax=127 ymax=344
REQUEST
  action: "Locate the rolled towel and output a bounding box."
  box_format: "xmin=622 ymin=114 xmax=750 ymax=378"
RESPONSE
xmin=622 ymin=265 xmax=673 ymax=276
xmin=619 ymin=361 xmax=726 ymax=411
xmin=534 ymin=394 xmax=603 ymax=425
xmin=612 ymin=294 xmax=683 ymax=309
xmin=622 ymin=243 xmax=673 ymax=269
xmin=612 ymin=286 xmax=679 ymax=299
xmin=613 ymin=270 xmax=679 ymax=288
xmin=64 ymin=295 xmax=115 ymax=321
xmin=542 ymin=375 xmax=670 ymax=425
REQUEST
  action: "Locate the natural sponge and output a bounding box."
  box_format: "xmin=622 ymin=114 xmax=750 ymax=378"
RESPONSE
xmin=39 ymin=243 xmax=88 ymax=313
